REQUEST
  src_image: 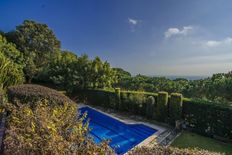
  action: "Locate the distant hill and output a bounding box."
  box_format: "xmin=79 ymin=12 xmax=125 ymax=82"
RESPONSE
xmin=165 ymin=75 xmax=209 ymax=80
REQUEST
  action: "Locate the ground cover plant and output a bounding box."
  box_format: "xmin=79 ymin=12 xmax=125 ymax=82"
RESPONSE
xmin=128 ymin=145 xmax=223 ymax=155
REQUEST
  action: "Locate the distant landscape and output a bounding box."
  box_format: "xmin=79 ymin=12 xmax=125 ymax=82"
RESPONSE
xmin=1 ymin=1 xmax=232 ymax=155
xmin=159 ymin=75 xmax=208 ymax=80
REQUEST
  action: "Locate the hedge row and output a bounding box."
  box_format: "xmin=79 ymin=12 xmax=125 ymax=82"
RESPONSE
xmin=75 ymin=89 xmax=182 ymax=123
xmin=75 ymin=88 xmax=232 ymax=141
xmin=183 ymin=99 xmax=232 ymax=140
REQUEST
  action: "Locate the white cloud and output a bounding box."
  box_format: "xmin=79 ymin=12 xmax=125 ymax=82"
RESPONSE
xmin=165 ymin=26 xmax=193 ymax=38
xmin=128 ymin=18 xmax=138 ymax=25
xmin=128 ymin=18 xmax=141 ymax=32
xmin=205 ymin=37 xmax=232 ymax=47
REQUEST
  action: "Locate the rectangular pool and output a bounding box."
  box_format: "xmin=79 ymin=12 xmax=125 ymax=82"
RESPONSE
xmin=79 ymin=107 xmax=157 ymax=155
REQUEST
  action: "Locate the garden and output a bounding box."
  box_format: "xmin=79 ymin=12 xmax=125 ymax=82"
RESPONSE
xmin=0 ymin=20 xmax=232 ymax=154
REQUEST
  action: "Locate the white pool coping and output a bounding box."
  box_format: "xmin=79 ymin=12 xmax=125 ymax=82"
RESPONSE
xmin=78 ymin=104 xmax=167 ymax=154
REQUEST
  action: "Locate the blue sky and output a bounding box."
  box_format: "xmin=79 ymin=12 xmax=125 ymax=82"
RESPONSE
xmin=1 ymin=0 xmax=232 ymax=76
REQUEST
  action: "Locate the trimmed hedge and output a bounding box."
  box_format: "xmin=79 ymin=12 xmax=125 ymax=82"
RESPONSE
xmin=156 ymin=92 xmax=168 ymax=122
xmin=169 ymin=93 xmax=183 ymax=125
xmin=183 ymin=99 xmax=232 ymax=141
xmin=145 ymin=96 xmax=156 ymax=119
xmin=75 ymin=89 xmax=157 ymax=116
xmin=75 ymin=89 xmax=232 ymax=141
xmin=115 ymin=88 xmax=121 ymax=110
xmin=7 ymin=84 xmax=74 ymax=106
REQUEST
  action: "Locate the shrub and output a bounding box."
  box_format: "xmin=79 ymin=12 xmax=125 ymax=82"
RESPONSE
xmin=156 ymin=91 xmax=168 ymax=122
xmin=169 ymin=93 xmax=183 ymax=125
xmin=7 ymin=84 xmax=74 ymax=106
xmin=115 ymin=88 xmax=121 ymax=110
xmin=3 ymin=100 xmax=114 ymax=155
xmin=75 ymin=89 xmax=157 ymax=116
xmin=120 ymin=92 xmax=146 ymax=114
xmin=145 ymin=96 xmax=155 ymax=119
xmin=128 ymin=145 xmax=222 ymax=155
xmin=183 ymin=99 xmax=232 ymax=140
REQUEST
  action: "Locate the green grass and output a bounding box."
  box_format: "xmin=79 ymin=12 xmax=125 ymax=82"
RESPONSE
xmin=171 ymin=131 xmax=232 ymax=155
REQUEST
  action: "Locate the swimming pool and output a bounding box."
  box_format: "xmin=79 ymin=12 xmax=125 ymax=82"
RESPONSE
xmin=79 ymin=106 xmax=157 ymax=155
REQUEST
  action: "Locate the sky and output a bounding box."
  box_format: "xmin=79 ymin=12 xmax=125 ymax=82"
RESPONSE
xmin=1 ymin=0 xmax=232 ymax=76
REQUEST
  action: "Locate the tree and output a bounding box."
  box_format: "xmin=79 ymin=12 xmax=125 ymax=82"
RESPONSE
xmin=0 ymin=35 xmax=24 ymax=65
xmin=0 ymin=35 xmax=24 ymax=88
xmin=113 ymin=68 xmax=131 ymax=80
xmin=40 ymin=53 xmax=117 ymax=92
xmin=5 ymin=20 xmax=61 ymax=82
xmin=0 ymin=53 xmax=24 ymax=89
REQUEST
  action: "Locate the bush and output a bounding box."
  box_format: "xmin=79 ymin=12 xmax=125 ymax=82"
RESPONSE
xmin=183 ymin=99 xmax=232 ymax=140
xmin=115 ymin=88 xmax=121 ymax=110
xmin=145 ymin=96 xmax=155 ymax=119
xmin=75 ymin=89 xmax=232 ymax=141
xmin=75 ymin=89 xmax=157 ymax=116
xmin=3 ymin=100 xmax=114 ymax=155
xmin=7 ymin=84 xmax=74 ymax=106
xmin=169 ymin=93 xmax=183 ymax=125
xmin=128 ymin=145 xmax=222 ymax=155
xmin=156 ymin=91 xmax=168 ymax=122
xmin=122 ymin=92 xmax=146 ymax=114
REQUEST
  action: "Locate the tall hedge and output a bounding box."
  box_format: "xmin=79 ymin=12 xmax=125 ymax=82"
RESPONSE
xmin=156 ymin=92 xmax=168 ymax=122
xmin=75 ymin=89 xmax=157 ymax=115
xmin=183 ymin=99 xmax=232 ymax=140
xmin=115 ymin=88 xmax=121 ymax=110
xmin=169 ymin=93 xmax=183 ymax=125
xmin=145 ymin=96 xmax=156 ymax=119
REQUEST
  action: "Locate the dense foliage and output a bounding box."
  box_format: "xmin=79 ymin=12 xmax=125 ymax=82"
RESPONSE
xmin=3 ymin=100 xmax=113 ymax=155
xmin=156 ymin=92 xmax=168 ymax=122
xmin=183 ymin=99 xmax=232 ymax=140
xmin=128 ymin=145 xmax=222 ymax=155
xmin=114 ymin=69 xmax=232 ymax=103
xmin=0 ymin=20 xmax=117 ymax=91
xmin=40 ymin=53 xmax=117 ymax=92
xmin=169 ymin=93 xmax=183 ymax=125
xmin=0 ymin=35 xmax=24 ymax=89
xmin=7 ymin=84 xmax=74 ymax=106
xmin=5 ymin=20 xmax=61 ymax=83
xmin=75 ymin=89 xmax=232 ymax=141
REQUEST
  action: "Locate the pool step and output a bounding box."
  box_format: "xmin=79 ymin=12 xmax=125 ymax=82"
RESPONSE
xmin=129 ymin=125 xmax=156 ymax=137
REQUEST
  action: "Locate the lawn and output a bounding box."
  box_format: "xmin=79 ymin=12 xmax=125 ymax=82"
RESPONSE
xmin=171 ymin=131 xmax=232 ymax=155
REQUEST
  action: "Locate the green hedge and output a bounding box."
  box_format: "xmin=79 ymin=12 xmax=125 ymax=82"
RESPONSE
xmin=75 ymin=89 xmax=232 ymax=141
xmin=75 ymin=89 xmax=158 ymax=116
xmin=156 ymin=92 xmax=168 ymax=122
xmin=169 ymin=93 xmax=183 ymax=125
xmin=145 ymin=96 xmax=156 ymax=119
xmin=183 ymin=99 xmax=232 ymax=140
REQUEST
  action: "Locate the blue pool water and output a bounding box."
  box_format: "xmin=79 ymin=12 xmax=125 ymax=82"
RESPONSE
xmin=79 ymin=107 xmax=157 ymax=155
